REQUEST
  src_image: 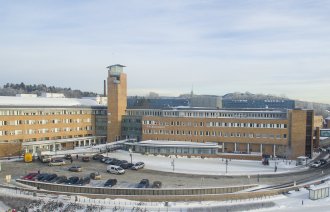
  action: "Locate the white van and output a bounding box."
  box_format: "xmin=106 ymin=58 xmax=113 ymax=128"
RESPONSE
xmin=107 ymin=165 xmax=125 ymax=175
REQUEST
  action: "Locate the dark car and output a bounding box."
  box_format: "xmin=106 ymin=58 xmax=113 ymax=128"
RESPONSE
xmin=320 ymin=159 xmax=327 ymax=165
xmin=82 ymin=156 xmax=90 ymax=162
xmin=64 ymin=154 xmax=72 ymax=160
xmin=66 ymin=177 xmax=80 ymax=185
xmin=104 ymin=158 xmax=116 ymax=164
xmin=100 ymin=157 xmax=110 ymax=163
xmin=109 ymin=159 xmax=120 ymax=165
xmin=120 ymin=163 xmax=134 ymax=169
xmin=104 ymin=179 xmax=117 ymax=187
xmin=49 ymin=176 xmax=60 ymax=183
xmin=44 ymin=174 xmax=58 ymax=182
xmin=56 ymin=176 xmax=67 ymax=184
xmin=92 ymin=154 xmax=104 ymax=160
xmin=77 ymin=177 xmax=90 ymax=186
xmin=137 ymin=179 xmax=149 ymax=188
xmin=151 ymin=181 xmax=162 ymax=188
xmin=37 ymin=173 xmax=49 ymax=181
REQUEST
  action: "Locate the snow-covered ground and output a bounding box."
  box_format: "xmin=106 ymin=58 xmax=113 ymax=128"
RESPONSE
xmin=1 ymin=182 xmax=330 ymax=211
xmin=108 ymin=150 xmax=307 ymax=176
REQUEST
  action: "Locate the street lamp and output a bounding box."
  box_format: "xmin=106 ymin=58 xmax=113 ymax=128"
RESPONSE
xmin=129 ymin=148 xmax=133 ymax=164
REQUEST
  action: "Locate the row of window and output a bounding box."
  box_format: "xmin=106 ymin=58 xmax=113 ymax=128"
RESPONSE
xmin=127 ymin=109 xmax=287 ymax=119
xmin=0 ymin=126 xmax=93 ymax=136
xmin=0 ymin=118 xmax=92 ymax=126
xmin=143 ymin=120 xmax=288 ymax=129
xmin=142 ymin=129 xmax=287 ymax=139
xmin=0 ymin=109 xmax=106 ymax=116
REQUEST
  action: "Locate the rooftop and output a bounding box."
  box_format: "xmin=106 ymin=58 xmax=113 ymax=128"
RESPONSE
xmin=0 ymin=96 xmax=104 ymax=107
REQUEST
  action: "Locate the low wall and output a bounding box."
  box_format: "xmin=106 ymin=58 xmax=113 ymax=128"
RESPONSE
xmin=16 ymin=179 xmax=255 ymax=197
xmin=12 ymin=180 xmax=299 ymax=202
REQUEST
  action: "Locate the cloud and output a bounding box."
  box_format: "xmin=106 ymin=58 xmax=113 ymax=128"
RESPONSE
xmin=0 ymin=0 xmax=329 ymax=104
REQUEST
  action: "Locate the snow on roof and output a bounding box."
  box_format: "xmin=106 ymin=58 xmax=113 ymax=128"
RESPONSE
xmin=128 ymin=140 xmax=219 ymax=148
xmin=0 ymin=96 xmax=104 ymax=107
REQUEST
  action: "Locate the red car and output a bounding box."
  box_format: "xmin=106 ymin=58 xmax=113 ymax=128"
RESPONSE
xmin=22 ymin=172 xmax=38 ymax=180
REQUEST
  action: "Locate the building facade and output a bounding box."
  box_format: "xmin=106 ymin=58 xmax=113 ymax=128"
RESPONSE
xmin=0 ymin=96 xmax=107 ymax=157
xmin=123 ymin=108 xmax=314 ymax=159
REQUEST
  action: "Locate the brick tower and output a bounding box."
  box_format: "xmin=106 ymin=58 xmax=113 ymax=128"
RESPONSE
xmin=107 ymin=64 xmax=127 ymax=142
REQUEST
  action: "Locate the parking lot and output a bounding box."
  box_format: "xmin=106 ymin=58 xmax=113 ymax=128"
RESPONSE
xmin=1 ymin=150 xmax=326 ymax=189
xmin=0 ymin=155 xmax=260 ymax=189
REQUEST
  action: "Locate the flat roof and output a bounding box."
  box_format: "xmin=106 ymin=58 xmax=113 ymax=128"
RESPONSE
xmin=126 ymin=140 xmax=220 ymax=148
xmin=22 ymin=136 xmax=106 ymax=146
xmin=0 ymin=96 xmax=104 ymax=107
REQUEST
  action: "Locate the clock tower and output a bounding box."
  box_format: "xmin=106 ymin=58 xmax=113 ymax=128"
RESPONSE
xmin=107 ymin=64 xmax=127 ymax=142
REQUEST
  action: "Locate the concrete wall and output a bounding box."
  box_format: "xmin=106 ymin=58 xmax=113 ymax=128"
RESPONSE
xmin=14 ymin=179 xmax=298 ymax=202
xmin=17 ymin=179 xmax=255 ymax=197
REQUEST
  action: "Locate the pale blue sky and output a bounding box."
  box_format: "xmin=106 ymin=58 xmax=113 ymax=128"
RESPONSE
xmin=0 ymin=0 xmax=329 ymax=103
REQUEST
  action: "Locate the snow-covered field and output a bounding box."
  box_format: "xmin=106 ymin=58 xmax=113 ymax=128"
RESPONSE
xmin=108 ymin=150 xmax=307 ymax=176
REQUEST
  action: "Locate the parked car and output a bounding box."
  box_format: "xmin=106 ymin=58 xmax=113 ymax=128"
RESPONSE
xmin=100 ymin=157 xmax=110 ymax=163
xmin=131 ymin=162 xmax=145 ymax=170
xmin=92 ymin=154 xmax=103 ymax=160
xmin=90 ymin=172 xmax=102 ymax=180
xmin=49 ymin=176 xmax=61 ymax=183
xmin=22 ymin=173 xmax=38 ymax=180
xmin=56 ymin=176 xmax=67 ymax=184
xmin=64 ymin=154 xmax=72 ymax=160
xmin=116 ymin=160 xmax=128 ymax=166
xmin=311 ymin=161 xmax=322 ymax=168
xmin=77 ymin=177 xmax=90 ymax=186
xmin=48 ymin=159 xmax=66 ymax=166
xmin=108 ymin=159 xmax=120 ymax=165
xmin=69 ymin=165 xmax=82 ymax=172
xmin=104 ymin=158 xmax=116 ymax=164
xmin=320 ymin=159 xmax=327 ymax=165
xmin=151 ymin=181 xmax=162 ymax=188
xmin=137 ymin=179 xmax=149 ymax=188
xmin=120 ymin=163 xmax=134 ymax=169
xmin=82 ymin=156 xmax=90 ymax=162
xmin=107 ymin=165 xmax=125 ymax=175
xmin=66 ymin=176 xmax=80 ymax=185
xmin=37 ymin=173 xmax=49 ymax=181
xmin=104 ymin=179 xmax=117 ymax=187
xmin=43 ymin=174 xmax=58 ymax=182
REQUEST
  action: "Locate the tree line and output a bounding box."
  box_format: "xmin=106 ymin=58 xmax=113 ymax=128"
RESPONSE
xmin=0 ymin=83 xmax=98 ymax=98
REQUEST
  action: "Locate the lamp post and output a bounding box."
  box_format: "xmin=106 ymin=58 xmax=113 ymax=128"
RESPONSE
xmin=129 ymin=148 xmax=133 ymax=164
xmin=225 ymin=159 xmax=228 ymax=174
